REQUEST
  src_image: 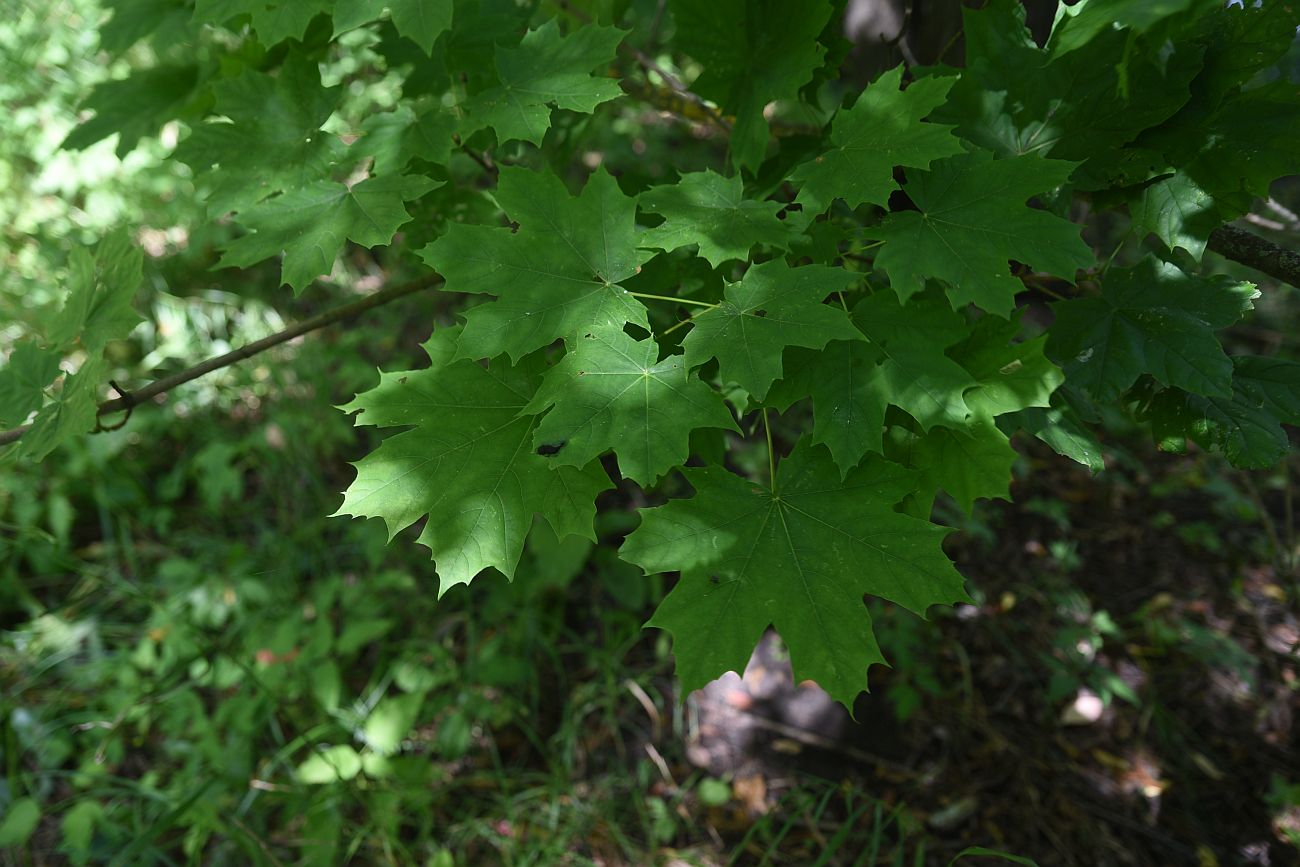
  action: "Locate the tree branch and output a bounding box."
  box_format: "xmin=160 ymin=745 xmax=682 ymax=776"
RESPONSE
xmin=1208 ymin=225 xmax=1300 ymax=291
xmin=557 ymin=0 xmax=732 ymax=132
xmin=0 ymin=272 xmax=443 ymax=448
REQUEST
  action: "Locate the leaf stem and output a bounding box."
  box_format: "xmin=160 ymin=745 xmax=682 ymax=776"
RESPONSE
xmin=763 ymin=407 xmax=777 ymax=494
xmin=627 ymin=291 xmax=717 ymax=308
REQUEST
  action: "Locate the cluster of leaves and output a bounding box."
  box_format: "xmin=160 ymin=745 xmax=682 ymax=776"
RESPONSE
xmin=8 ymin=0 xmax=1300 ymax=708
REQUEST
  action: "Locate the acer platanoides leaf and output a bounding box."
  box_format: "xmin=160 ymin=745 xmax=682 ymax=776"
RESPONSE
xmin=335 ymin=328 xmax=613 ymax=592
xmin=421 ymin=166 xmax=652 ymax=361
xmin=525 ymin=326 xmax=738 ymax=486
xmin=621 ymin=441 xmax=969 ymax=709
xmin=681 ymin=260 xmax=861 ymax=400
xmin=866 ymin=150 xmax=1093 ymax=316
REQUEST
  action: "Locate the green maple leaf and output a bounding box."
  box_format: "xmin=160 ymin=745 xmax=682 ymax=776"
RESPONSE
xmin=333 ymin=0 xmax=452 ymax=53
xmin=420 ymin=167 xmax=652 ymax=362
xmin=1143 ymin=82 xmax=1300 ymax=221
xmin=769 ymin=292 xmax=976 ymax=474
xmin=218 ymin=175 xmax=438 ymax=292
xmin=671 ymin=0 xmax=833 ymax=171
xmin=950 ymin=315 xmax=1063 ymax=418
xmin=893 ymin=417 xmax=1017 ymax=514
xmin=1048 ymin=0 xmax=1195 ymax=57
xmin=866 ymin=150 xmax=1093 ymax=316
xmin=1048 ymin=257 xmax=1257 ymax=401
xmin=193 ymin=0 xmax=331 ymax=45
xmin=61 ymin=66 xmax=201 ymax=158
xmin=1130 ymin=171 xmax=1218 ymax=259
xmin=850 ymin=293 xmax=977 ymax=432
xmin=524 ymin=326 xmax=738 ymax=486
xmin=1006 ymin=402 xmax=1105 ymax=473
xmin=937 ymin=0 xmax=1200 ymax=188
xmin=1150 ymin=357 xmax=1300 ymax=469
xmin=1193 ymin=2 xmax=1300 ymax=105
xmin=98 ymin=0 xmax=192 ymax=55
xmin=462 ymin=20 xmax=625 ymax=145
xmin=335 ymin=328 xmax=613 ymax=593
xmin=0 ymin=343 xmax=63 ymax=428
xmin=639 ymin=170 xmax=792 ymax=267
xmin=15 ymin=357 xmax=104 ymax=462
xmin=49 ymin=232 xmax=144 ymax=354
xmin=769 ymin=340 xmax=888 ymax=475
xmin=790 ymin=65 xmax=963 ymax=215
xmin=620 ymin=441 xmax=969 ymax=708
xmin=354 ymin=102 xmax=456 ymax=174
xmin=680 ymin=260 xmax=861 ymax=400
xmin=176 ymin=54 xmax=343 ymax=213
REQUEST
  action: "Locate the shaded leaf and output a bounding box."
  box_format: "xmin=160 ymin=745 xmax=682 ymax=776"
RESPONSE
xmin=1048 ymin=257 xmax=1256 ymax=401
xmin=218 ymin=175 xmax=438 ymax=291
xmin=866 ymin=151 xmax=1092 ymax=316
xmin=791 ymin=65 xmax=963 ymax=214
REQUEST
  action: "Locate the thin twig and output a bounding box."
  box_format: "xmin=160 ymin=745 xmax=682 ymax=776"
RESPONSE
xmin=557 ymin=0 xmax=731 ymax=132
xmin=0 ymin=273 xmax=443 ymax=448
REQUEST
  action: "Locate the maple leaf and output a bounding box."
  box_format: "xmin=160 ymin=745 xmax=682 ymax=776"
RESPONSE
xmin=1007 ymin=401 xmax=1105 ymax=473
xmin=769 ymin=292 xmax=977 ymax=474
xmin=620 ymin=441 xmax=969 ymax=708
xmin=639 ymin=170 xmax=792 ymax=267
xmin=175 ymin=54 xmax=343 ymax=214
xmin=1048 ymin=0 xmax=1195 ymax=57
xmin=462 ymin=20 xmax=626 ymax=145
xmin=193 ymin=0 xmax=331 ymax=45
xmin=1048 ymin=257 xmax=1257 ymax=401
xmin=680 ymin=260 xmax=861 ymax=400
xmin=1150 ymin=357 xmax=1300 ymax=470
xmin=671 ymin=0 xmax=833 ymax=170
xmin=790 ymin=65 xmax=963 ymax=215
xmin=218 ymin=175 xmax=438 ymax=292
xmin=0 ymin=343 xmax=62 ymax=429
xmin=354 ymin=102 xmax=456 ymax=174
xmin=48 ymin=231 xmax=144 ymax=354
xmin=937 ymin=0 xmax=1200 ymax=188
xmin=15 ymin=357 xmax=104 ymax=462
xmin=1143 ymin=82 xmax=1300 ymax=222
xmin=333 ymin=0 xmax=452 ymax=53
xmin=420 ymin=167 xmax=652 ymax=362
xmin=950 ymin=314 xmax=1063 ymax=419
xmin=335 ymin=328 xmax=613 ymax=593
xmin=524 ymin=326 xmax=738 ymax=486
xmin=1129 ymin=171 xmax=1218 ymax=259
xmin=61 ymin=66 xmax=201 ymax=158
xmin=866 ymin=150 xmax=1093 ymax=316
xmin=892 ymin=417 xmax=1017 ymax=514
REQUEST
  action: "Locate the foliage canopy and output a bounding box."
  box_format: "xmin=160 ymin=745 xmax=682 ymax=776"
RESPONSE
xmin=7 ymin=0 xmax=1300 ymax=711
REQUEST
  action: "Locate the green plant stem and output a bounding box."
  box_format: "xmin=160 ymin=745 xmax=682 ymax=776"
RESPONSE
xmin=0 ymin=272 xmax=444 ymax=448
xmin=763 ymin=407 xmax=777 ymax=493
xmin=627 ymin=291 xmax=716 ymax=308
xmin=661 ymin=305 xmax=716 ymax=335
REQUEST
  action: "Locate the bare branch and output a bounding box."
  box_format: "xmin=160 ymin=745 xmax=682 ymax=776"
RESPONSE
xmin=1208 ymin=225 xmax=1300 ymax=291
xmin=0 ymin=272 xmax=443 ymax=448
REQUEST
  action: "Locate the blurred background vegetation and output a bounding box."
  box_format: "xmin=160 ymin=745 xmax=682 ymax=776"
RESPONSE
xmin=2 ymin=1 xmax=1299 ymax=865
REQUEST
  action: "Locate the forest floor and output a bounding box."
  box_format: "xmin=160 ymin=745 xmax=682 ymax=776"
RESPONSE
xmin=609 ymin=442 xmax=1300 ymax=866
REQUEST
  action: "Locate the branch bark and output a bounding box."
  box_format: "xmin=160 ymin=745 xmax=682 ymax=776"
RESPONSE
xmin=0 ymin=272 xmax=443 ymax=448
xmin=1208 ymin=225 xmax=1300 ymax=291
